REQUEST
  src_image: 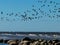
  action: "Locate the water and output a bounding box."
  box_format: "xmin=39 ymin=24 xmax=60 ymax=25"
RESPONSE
xmin=0 ymin=43 xmax=8 ymax=45
xmin=0 ymin=34 xmax=60 ymax=45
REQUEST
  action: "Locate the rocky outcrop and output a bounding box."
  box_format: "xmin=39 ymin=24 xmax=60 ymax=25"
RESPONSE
xmin=0 ymin=37 xmax=60 ymax=45
xmin=7 ymin=40 xmax=18 ymax=45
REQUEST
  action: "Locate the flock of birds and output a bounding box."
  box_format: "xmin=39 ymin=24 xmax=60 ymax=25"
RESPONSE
xmin=0 ymin=0 xmax=60 ymax=22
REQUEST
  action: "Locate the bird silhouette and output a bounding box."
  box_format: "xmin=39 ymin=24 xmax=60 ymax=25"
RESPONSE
xmin=6 ymin=13 xmax=9 ymax=15
xmin=32 ymin=14 xmax=35 ymax=16
xmin=58 ymin=8 xmax=60 ymax=12
xmin=15 ymin=13 xmax=18 ymax=17
xmin=1 ymin=11 xmax=3 ymax=14
xmin=0 ymin=17 xmax=4 ymax=21
xmin=32 ymin=5 xmax=35 ymax=7
xmin=50 ymin=1 xmax=53 ymax=4
xmin=49 ymin=10 xmax=51 ymax=13
xmin=28 ymin=17 xmax=33 ymax=20
xmin=58 ymin=10 xmax=60 ymax=12
xmin=47 ymin=5 xmax=50 ymax=7
xmin=35 ymin=17 xmax=38 ymax=19
xmin=32 ymin=9 xmax=36 ymax=12
xmin=21 ymin=14 xmax=27 ymax=21
xmin=57 ymin=15 xmax=60 ymax=18
xmin=0 ymin=0 xmax=59 ymax=22
xmin=38 ymin=0 xmax=42 ymax=3
xmin=9 ymin=13 xmax=14 ymax=16
xmin=54 ymin=5 xmax=56 ymax=7
xmin=26 ymin=10 xmax=31 ymax=13
xmin=44 ymin=0 xmax=47 ymax=3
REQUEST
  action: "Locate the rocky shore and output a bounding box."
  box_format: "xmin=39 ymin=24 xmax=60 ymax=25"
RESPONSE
xmin=2 ymin=37 xmax=59 ymax=45
xmin=0 ymin=32 xmax=60 ymax=45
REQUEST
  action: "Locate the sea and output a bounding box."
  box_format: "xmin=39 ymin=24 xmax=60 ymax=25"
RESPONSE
xmin=0 ymin=33 xmax=60 ymax=45
xmin=0 ymin=43 xmax=8 ymax=45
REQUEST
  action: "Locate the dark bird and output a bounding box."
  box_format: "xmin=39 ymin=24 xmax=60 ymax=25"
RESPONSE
xmin=15 ymin=13 xmax=18 ymax=17
xmin=32 ymin=5 xmax=35 ymax=7
xmin=47 ymin=5 xmax=50 ymax=7
xmin=58 ymin=10 xmax=60 ymax=12
xmin=38 ymin=0 xmax=42 ymax=3
xmin=11 ymin=13 xmax=14 ymax=15
xmin=32 ymin=8 xmax=36 ymax=12
xmin=56 ymin=3 xmax=60 ymax=5
xmin=58 ymin=8 xmax=60 ymax=12
xmin=57 ymin=15 xmax=60 ymax=18
xmin=54 ymin=5 xmax=56 ymax=7
xmin=32 ymin=8 xmax=39 ymax=15
xmin=41 ymin=4 xmax=45 ymax=7
xmin=52 ymin=16 xmax=55 ymax=18
xmin=52 ymin=10 xmax=56 ymax=13
xmin=32 ymin=14 xmax=35 ymax=16
xmin=0 ymin=0 xmax=59 ymax=22
xmin=48 ymin=16 xmax=52 ymax=18
xmin=44 ymin=0 xmax=47 ymax=3
xmin=49 ymin=10 xmax=52 ymax=13
xmin=50 ymin=1 xmax=53 ymax=4
xmin=36 ymin=12 xmax=39 ymax=15
xmin=1 ymin=11 xmax=3 ymax=14
xmin=40 ymin=16 xmax=43 ymax=18
xmin=39 ymin=8 xmax=44 ymax=15
xmin=35 ymin=17 xmax=38 ymax=19
xmin=24 ymin=12 xmax=27 ymax=16
xmin=21 ymin=14 xmax=27 ymax=21
xmin=54 ymin=9 xmax=57 ymax=11
xmin=6 ymin=13 xmax=9 ymax=15
xmin=0 ymin=17 xmax=4 ymax=20
xmin=9 ymin=13 xmax=14 ymax=16
xmin=26 ymin=10 xmax=31 ymax=13
xmin=53 ymin=1 xmax=56 ymax=4
xmin=42 ymin=4 xmax=45 ymax=6
xmin=28 ymin=17 xmax=33 ymax=20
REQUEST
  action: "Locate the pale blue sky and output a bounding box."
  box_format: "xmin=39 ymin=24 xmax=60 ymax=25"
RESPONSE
xmin=0 ymin=0 xmax=60 ymax=32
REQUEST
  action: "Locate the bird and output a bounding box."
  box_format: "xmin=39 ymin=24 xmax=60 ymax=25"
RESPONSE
xmin=54 ymin=5 xmax=56 ymax=8
xmin=1 ymin=11 xmax=3 ymax=14
xmin=44 ymin=0 xmax=47 ymax=3
xmin=0 ymin=0 xmax=59 ymax=22
xmin=32 ymin=14 xmax=35 ymax=16
xmin=38 ymin=0 xmax=42 ymax=3
xmin=21 ymin=14 xmax=27 ymax=21
xmin=52 ymin=16 xmax=55 ymax=18
xmin=0 ymin=17 xmax=4 ymax=20
xmin=35 ymin=17 xmax=38 ymax=19
xmin=6 ymin=13 xmax=9 ymax=15
xmin=49 ymin=10 xmax=52 ymax=13
xmin=48 ymin=15 xmax=52 ymax=19
xmin=47 ymin=5 xmax=50 ymax=7
xmin=26 ymin=10 xmax=31 ymax=13
xmin=57 ymin=15 xmax=60 ymax=18
xmin=15 ymin=13 xmax=18 ymax=17
xmin=9 ymin=13 xmax=14 ymax=16
xmin=50 ymin=1 xmax=53 ymax=4
xmin=32 ymin=8 xmax=36 ymax=12
xmin=28 ymin=17 xmax=33 ymax=20
xmin=58 ymin=10 xmax=60 ymax=12
xmin=32 ymin=5 xmax=35 ymax=7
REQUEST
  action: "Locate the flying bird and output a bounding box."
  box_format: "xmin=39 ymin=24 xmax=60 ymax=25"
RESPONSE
xmin=1 ymin=11 xmax=3 ymax=14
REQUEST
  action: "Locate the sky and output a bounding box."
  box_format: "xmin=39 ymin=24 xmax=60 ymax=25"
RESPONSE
xmin=0 ymin=0 xmax=60 ymax=32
